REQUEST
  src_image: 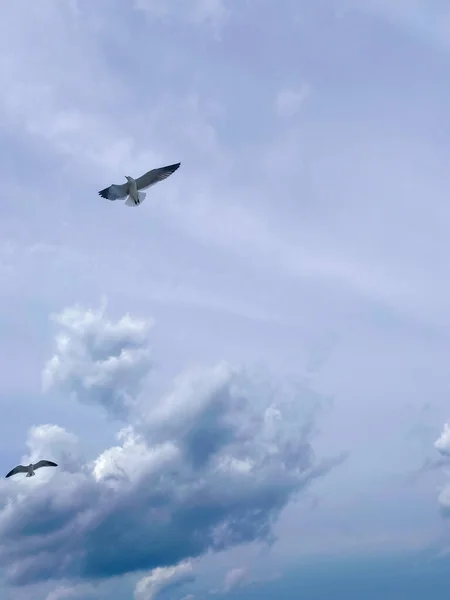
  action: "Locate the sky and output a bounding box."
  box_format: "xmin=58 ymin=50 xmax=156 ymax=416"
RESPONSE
xmin=1 ymin=0 xmax=450 ymax=598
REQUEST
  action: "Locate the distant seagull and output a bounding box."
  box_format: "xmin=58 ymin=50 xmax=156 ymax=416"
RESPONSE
xmin=5 ymin=460 xmax=58 ymax=478
xmin=98 ymin=162 xmax=181 ymax=207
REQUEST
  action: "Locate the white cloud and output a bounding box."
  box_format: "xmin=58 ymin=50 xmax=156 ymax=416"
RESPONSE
xmin=25 ymin=424 xmax=83 ymax=474
xmin=432 ymin=423 xmax=450 ymax=518
xmin=42 ymin=305 xmax=152 ymax=418
xmin=0 ymin=424 xmax=83 ymax=498
xmin=435 ymin=423 xmax=450 ymax=516
xmin=275 ymin=84 xmax=311 ymax=118
xmin=223 ymin=567 xmax=250 ymax=592
xmin=135 ymin=562 xmax=195 ymax=600
xmin=435 ymin=423 xmax=450 ymax=457
xmin=45 ymin=583 xmax=99 ymax=600
xmin=0 ymin=306 xmax=345 ymax=587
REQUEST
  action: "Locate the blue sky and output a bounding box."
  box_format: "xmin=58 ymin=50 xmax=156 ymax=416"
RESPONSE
xmin=1 ymin=1 xmax=450 ymax=599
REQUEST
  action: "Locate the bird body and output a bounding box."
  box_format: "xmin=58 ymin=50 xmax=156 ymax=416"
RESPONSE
xmin=98 ymin=162 xmax=180 ymax=207
xmin=5 ymin=460 xmax=58 ymax=478
xmin=125 ymin=175 xmax=138 ymax=199
xmin=124 ymin=175 xmax=146 ymax=207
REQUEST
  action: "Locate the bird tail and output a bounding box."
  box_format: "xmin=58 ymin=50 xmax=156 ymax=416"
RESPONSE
xmin=125 ymin=192 xmax=146 ymax=207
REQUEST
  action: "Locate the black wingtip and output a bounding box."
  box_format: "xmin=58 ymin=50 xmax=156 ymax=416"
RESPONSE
xmin=98 ymin=189 xmax=109 ymax=199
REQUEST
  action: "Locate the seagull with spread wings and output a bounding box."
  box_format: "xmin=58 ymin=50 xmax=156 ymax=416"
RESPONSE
xmin=98 ymin=162 xmax=181 ymax=207
xmin=5 ymin=460 xmax=58 ymax=478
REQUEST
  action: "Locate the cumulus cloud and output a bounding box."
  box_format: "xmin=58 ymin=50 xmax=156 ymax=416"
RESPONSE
xmin=0 ymin=424 xmax=83 ymax=500
xmin=26 ymin=424 xmax=83 ymax=474
xmin=435 ymin=423 xmax=450 ymax=457
xmin=435 ymin=422 xmax=450 ymax=516
xmin=0 ymin=306 xmax=346 ymax=587
xmin=135 ymin=562 xmax=195 ymax=600
xmin=42 ymin=305 xmax=152 ymax=418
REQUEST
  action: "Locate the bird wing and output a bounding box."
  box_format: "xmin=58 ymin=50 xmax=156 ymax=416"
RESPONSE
xmin=135 ymin=163 xmax=180 ymax=191
xmin=98 ymin=182 xmax=129 ymax=201
xmin=5 ymin=465 xmax=27 ymax=478
xmin=33 ymin=460 xmax=58 ymax=470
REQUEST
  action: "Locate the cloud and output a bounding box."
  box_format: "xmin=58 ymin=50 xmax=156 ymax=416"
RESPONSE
xmin=434 ymin=423 xmax=450 ymax=516
xmin=42 ymin=305 xmax=152 ymax=419
xmin=435 ymin=423 xmax=450 ymax=457
xmin=135 ymin=562 xmax=195 ymax=600
xmin=211 ymin=564 xmax=279 ymax=595
xmin=133 ymin=0 xmax=230 ymax=31
xmin=222 ymin=567 xmax=250 ymax=592
xmin=26 ymin=424 xmax=83 ymax=474
xmin=349 ymin=0 xmax=450 ymax=51
xmin=0 ymin=0 xmax=420 ymax=326
xmin=0 ymin=2 xmax=186 ymax=187
xmin=275 ymin=84 xmax=311 ymax=118
xmin=0 ymin=424 xmax=83 ymax=498
xmin=45 ymin=583 xmax=99 ymax=600
xmin=0 ymin=305 xmax=346 ymax=587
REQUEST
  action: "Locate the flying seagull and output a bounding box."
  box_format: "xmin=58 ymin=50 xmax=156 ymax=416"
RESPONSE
xmin=5 ymin=460 xmax=58 ymax=478
xmin=98 ymin=162 xmax=181 ymax=207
